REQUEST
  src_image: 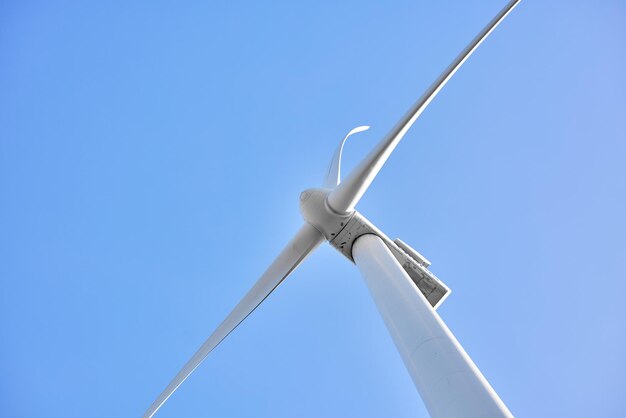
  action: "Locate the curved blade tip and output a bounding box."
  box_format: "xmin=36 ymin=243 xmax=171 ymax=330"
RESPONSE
xmin=349 ymin=125 xmax=370 ymax=135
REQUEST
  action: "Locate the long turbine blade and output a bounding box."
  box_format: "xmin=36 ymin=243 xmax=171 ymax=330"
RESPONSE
xmin=143 ymin=223 xmax=325 ymax=418
xmin=328 ymin=0 xmax=520 ymax=213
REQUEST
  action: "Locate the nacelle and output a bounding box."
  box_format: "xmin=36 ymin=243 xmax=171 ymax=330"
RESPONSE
xmin=299 ymin=188 xmax=450 ymax=309
xmin=329 ymin=212 xmax=450 ymax=309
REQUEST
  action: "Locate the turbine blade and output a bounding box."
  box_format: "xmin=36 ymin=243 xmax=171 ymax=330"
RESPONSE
xmin=323 ymin=126 xmax=370 ymax=188
xmin=142 ymin=223 xmax=325 ymax=418
xmin=328 ymin=0 xmax=520 ymax=213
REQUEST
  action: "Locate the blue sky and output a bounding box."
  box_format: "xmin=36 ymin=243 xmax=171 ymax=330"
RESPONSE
xmin=1 ymin=1 xmax=625 ymax=417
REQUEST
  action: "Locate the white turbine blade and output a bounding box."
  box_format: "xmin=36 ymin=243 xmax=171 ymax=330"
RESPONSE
xmin=323 ymin=125 xmax=370 ymax=188
xmin=328 ymin=0 xmax=520 ymax=213
xmin=143 ymin=223 xmax=325 ymax=418
xmin=353 ymin=234 xmax=513 ymax=417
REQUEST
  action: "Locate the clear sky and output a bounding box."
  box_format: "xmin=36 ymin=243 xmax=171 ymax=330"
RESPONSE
xmin=1 ymin=1 xmax=625 ymax=417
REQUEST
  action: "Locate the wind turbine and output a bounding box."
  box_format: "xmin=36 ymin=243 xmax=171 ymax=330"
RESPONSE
xmin=143 ymin=1 xmax=520 ymax=417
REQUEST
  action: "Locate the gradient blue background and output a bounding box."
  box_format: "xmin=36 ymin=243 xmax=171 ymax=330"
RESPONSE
xmin=1 ymin=1 xmax=625 ymax=417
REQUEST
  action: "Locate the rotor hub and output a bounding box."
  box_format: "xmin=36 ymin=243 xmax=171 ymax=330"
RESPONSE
xmin=299 ymin=188 xmax=354 ymax=240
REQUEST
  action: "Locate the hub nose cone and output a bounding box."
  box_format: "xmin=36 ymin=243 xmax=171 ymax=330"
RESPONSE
xmin=299 ymin=188 xmax=353 ymax=240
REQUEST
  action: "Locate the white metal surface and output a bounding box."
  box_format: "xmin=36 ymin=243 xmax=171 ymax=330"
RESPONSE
xmin=328 ymin=0 xmax=520 ymax=214
xmin=299 ymin=188 xmax=355 ymax=240
xmin=323 ymin=125 xmax=370 ymax=188
xmin=327 ymin=210 xmax=450 ymax=308
xmin=143 ymin=223 xmax=324 ymax=418
xmin=353 ymin=234 xmax=513 ymax=418
xmin=394 ymin=238 xmax=431 ymax=268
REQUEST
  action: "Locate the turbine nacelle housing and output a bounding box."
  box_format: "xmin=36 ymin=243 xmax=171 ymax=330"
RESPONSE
xmin=299 ymin=188 xmax=450 ymax=309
